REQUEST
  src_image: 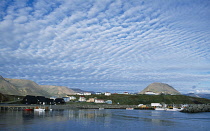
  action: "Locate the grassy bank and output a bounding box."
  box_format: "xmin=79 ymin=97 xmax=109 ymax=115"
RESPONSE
xmin=69 ymin=94 xmax=210 ymax=105
xmin=1 ymin=93 xmax=210 ymax=105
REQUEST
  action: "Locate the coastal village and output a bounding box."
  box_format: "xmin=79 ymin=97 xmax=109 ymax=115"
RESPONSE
xmin=1 ymin=76 xmax=210 ymax=113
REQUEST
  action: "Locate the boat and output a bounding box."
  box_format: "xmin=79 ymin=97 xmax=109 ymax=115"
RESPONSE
xmin=165 ymin=107 xmax=183 ymax=111
xmin=34 ymin=108 xmax=45 ymax=111
xmin=155 ymin=107 xmax=166 ymax=111
xmin=126 ymin=108 xmax=134 ymax=110
xmin=24 ymin=109 xmax=33 ymax=111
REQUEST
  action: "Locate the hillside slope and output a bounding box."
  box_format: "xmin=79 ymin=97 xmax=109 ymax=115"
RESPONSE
xmin=3 ymin=78 xmax=51 ymax=97
xmin=139 ymin=82 xmax=181 ymax=95
xmin=0 ymin=76 xmax=21 ymax=95
xmin=40 ymin=85 xmax=76 ymax=97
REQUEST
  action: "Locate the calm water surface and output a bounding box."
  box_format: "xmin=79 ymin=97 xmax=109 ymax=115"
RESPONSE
xmin=0 ymin=109 xmax=210 ymax=131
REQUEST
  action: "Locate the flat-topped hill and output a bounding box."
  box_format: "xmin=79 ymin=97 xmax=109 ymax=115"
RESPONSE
xmin=139 ymin=82 xmax=181 ymax=95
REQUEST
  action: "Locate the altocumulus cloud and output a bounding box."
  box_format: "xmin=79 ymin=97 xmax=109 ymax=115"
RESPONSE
xmin=0 ymin=0 xmax=210 ymax=93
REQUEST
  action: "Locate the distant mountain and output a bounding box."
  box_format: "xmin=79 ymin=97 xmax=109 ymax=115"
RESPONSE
xmin=71 ymin=88 xmax=95 ymax=94
xmin=4 ymin=77 xmax=51 ymax=97
xmin=139 ymin=82 xmax=181 ymax=95
xmin=40 ymin=85 xmax=76 ymax=97
xmin=0 ymin=75 xmax=77 ymax=97
xmin=184 ymin=93 xmax=210 ymax=99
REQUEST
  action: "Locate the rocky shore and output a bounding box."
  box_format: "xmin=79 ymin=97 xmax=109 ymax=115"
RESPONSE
xmin=181 ymin=104 xmax=210 ymax=113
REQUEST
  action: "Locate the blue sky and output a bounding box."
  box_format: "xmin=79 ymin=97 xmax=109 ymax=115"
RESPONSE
xmin=0 ymin=0 xmax=210 ymax=94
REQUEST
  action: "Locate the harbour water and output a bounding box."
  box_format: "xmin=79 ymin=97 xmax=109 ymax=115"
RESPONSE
xmin=0 ymin=109 xmax=210 ymax=131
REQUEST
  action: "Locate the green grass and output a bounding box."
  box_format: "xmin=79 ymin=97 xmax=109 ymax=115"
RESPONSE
xmin=2 ymin=94 xmax=210 ymax=105
xmin=67 ymin=94 xmax=210 ymax=105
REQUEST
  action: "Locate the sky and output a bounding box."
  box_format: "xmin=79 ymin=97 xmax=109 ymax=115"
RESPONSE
xmin=0 ymin=0 xmax=210 ymax=94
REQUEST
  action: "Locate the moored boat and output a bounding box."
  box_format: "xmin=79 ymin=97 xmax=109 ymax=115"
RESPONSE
xmin=155 ymin=107 xmax=165 ymax=111
xmin=165 ymin=107 xmax=183 ymax=111
xmin=24 ymin=109 xmax=33 ymax=111
xmin=34 ymin=108 xmax=45 ymax=111
xmin=126 ymin=108 xmax=134 ymax=110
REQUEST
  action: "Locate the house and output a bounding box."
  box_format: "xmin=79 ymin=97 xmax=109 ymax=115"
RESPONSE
xmin=95 ymin=99 xmax=105 ymax=103
xmin=78 ymin=96 xmax=86 ymax=102
xmin=86 ymin=98 xmax=95 ymax=103
xmin=123 ymin=92 xmax=129 ymax=95
xmin=50 ymin=96 xmax=56 ymax=100
xmin=104 ymin=92 xmax=111 ymax=96
xmin=138 ymin=104 xmax=144 ymax=107
xmin=84 ymin=92 xmax=91 ymax=95
xmin=36 ymin=96 xmax=46 ymax=105
xmin=62 ymin=97 xmax=70 ymax=102
xmin=69 ymin=96 xmax=76 ymax=101
xmin=96 ymin=92 xmax=102 ymax=95
xmin=76 ymin=92 xmax=84 ymax=95
xmin=145 ymin=91 xmax=156 ymax=95
xmin=22 ymin=95 xmax=37 ymax=104
xmin=105 ymin=100 xmax=112 ymax=104
xmin=55 ymin=98 xmax=65 ymax=104
xmin=151 ymin=103 xmax=162 ymax=107
xmin=45 ymin=98 xmax=54 ymax=105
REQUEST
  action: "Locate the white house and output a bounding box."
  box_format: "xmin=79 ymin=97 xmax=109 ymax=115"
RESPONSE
xmin=62 ymin=97 xmax=70 ymax=102
xmin=151 ymin=103 xmax=162 ymax=107
xmin=96 ymin=92 xmax=102 ymax=95
xmin=86 ymin=98 xmax=95 ymax=103
xmin=123 ymin=92 xmax=129 ymax=95
xmin=78 ymin=96 xmax=86 ymax=102
xmin=95 ymin=99 xmax=105 ymax=103
xmin=69 ymin=96 xmax=76 ymax=101
xmin=50 ymin=97 xmax=56 ymax=100
xmin=105 ymin=100 xmax=112 ymax=104
xmin=76 ymin=92 xmax=84 ymax=95
xmin=84 ymin=92 xmax=91 ymax=95
xmin=104 ymin=92 xmax=111 ymax=96
xmin=145 ymin=91 xmax=156 ymax=95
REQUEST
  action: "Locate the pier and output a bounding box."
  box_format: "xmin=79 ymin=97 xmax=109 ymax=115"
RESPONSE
xmin=0 ymin=104 xmax=155 ymax=111
xmin=0 ymin=104 xmax=50 ymax=111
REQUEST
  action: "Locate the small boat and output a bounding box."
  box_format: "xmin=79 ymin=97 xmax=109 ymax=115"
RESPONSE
xmin=126 ymin=108 xmax=134 ymax=110
xmin=24 ymin=109 xmax=33 ymax=111
xmin=34 ymin=108 xmax=45 ymax=111
xmin=166 ymin=107 xmax=183 ymax=111
xmin=155 ymin=107 xmax=165 ymax=111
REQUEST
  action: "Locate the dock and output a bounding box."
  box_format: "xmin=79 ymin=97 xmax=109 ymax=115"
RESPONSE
xmin=0 ymin=104 xmax=50 ymax=111
xmin=0 ymin=104 xmax=155 ymax=111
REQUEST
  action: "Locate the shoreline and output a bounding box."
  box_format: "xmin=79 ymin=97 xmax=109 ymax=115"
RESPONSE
xmin=1 ymin=104 xmax=210 ymax=113
xmin=0 ymin=104 xmax=153 ymax=110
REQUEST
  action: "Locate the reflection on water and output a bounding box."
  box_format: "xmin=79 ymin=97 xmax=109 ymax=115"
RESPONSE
xmin=0 ymin=109 xmax=210 ymax=131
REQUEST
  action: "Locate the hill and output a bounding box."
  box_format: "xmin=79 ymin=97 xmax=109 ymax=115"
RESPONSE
xmin=0 ymin=75 xmax=79 ymax=97
xmin=40 ymin=85 xmax=76 ymax=97
xmin=0 ymin=76 xmax=22 ymax=96
xmin=4 ymin=78 xmax=51 ymax=97
xmin=71 ymin=88 xmax=95 ymax=94
xmin=139 ymin=82 xmax=181 ymax=95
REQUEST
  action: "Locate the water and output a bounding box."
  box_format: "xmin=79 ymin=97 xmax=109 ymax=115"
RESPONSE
xmin=0 ymin=109 xmax=210 ymax=131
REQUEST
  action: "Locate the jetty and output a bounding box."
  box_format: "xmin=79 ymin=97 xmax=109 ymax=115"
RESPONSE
xmin=0 ymin=104 xmax=155 ymax=111
xmin=181 ymin=104 xmax=210 ymax=113
xmin=0 ymin=104 xmax=50 ymax=111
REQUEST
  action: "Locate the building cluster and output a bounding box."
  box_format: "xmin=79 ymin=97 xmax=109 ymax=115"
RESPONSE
xmin=74 ymin=92 xmax=111 ymax=96
xmin=65 ymin=92 xmax=113 ymax=104
xmin=76 ymin=96 xmax=112 ymax=104
xmin=22 ymin=95 xmax=65 ymax=105
xmin=22 ymin=92 xmax=114 ymax=105
xmin=22 ymin=91 xmax=161 ymax=105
